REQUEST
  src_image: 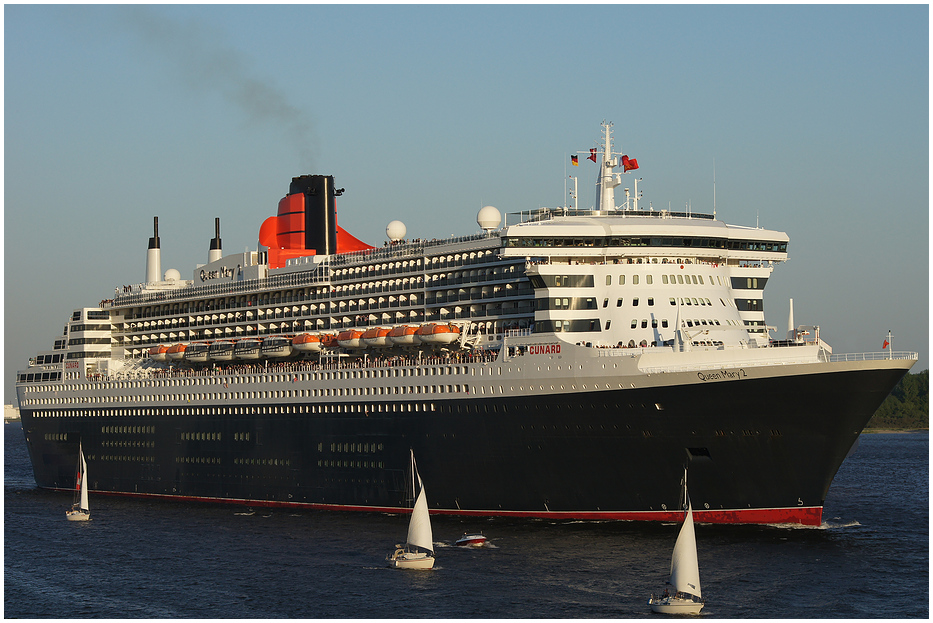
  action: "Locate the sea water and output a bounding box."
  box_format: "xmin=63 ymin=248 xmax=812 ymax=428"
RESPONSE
xmin=4 ymin=422 xmax=928 ymax=618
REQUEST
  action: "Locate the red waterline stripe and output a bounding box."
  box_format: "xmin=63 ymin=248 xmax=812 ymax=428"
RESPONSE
xmin=59 ymin=488 xmax=823 ymax=526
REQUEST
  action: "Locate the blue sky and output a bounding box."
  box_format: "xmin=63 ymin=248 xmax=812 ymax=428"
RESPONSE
xmin=5 ymin=4 xmax=929 ymax=403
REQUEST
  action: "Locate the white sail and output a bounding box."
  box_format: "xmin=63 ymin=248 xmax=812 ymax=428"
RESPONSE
xmin=669 ymin=500 xmax=701 ymax=598
xmin=78 ymin=443 xmax=89 ymax=512
xmin=406 ymin=472 xmax=433 ymax=553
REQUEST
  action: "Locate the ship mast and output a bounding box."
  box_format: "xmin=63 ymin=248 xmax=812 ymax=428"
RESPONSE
xmin=595 ymin=121 xmax=622 ymax=211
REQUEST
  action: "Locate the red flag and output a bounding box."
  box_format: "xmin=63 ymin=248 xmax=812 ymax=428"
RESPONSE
xmin=588 ymin=148 xmax=597 ymax=162
xmin=571 ymin=155 xmax=578 ymax=166
xmin=622 ymin=155 xmax=639 ymax=172
xmin=883 ymin=339 xmax=889 ymax=349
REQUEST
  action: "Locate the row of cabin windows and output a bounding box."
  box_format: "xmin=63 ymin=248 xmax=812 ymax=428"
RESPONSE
xmin=504 ymin=235 xmax=787 ymax=252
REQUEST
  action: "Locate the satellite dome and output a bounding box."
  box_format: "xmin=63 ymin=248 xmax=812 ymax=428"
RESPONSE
xmin=164 ymin=268 xmax=181 ymax=282
xmin=386 ymin=220 xmax=407 ymax=241
xmin=477 ymin=205 xmax=501 ymax=231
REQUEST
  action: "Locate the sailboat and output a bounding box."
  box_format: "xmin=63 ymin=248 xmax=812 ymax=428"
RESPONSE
xmin=648 ymin=472 xmax=703 ymax=614
xmin=387 ymin=450 xmax=435 ymax=569
xmin=65 ymin=441 xmax=91 ymax=522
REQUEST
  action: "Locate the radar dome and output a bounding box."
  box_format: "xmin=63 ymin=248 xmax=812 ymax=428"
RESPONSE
xmin=164 ymin=268 xmax=181 ymax=282
xmin=477 ymin=205 xmax=501 ymax=231
xmin=386 ymin=220 xmax=407 ymax=241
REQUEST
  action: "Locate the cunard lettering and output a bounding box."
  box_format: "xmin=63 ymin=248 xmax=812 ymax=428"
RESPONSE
xmin=697 ymin=369 xmax=747 ymax=382
xmin=528 ymin=344 xmax=561 ymax=355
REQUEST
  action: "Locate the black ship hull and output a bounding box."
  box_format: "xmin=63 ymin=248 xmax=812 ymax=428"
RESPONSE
xmin=19 ymin=364 xmax=908 ymax=525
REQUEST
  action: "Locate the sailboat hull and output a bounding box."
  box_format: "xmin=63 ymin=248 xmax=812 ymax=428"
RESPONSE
xmin=65 ymin=509 xmax=90 ymax=522
xmin=387 ymin=551 xmax=435 ymax=569
xmin=648 ymin=597 xmax=703 ymax=615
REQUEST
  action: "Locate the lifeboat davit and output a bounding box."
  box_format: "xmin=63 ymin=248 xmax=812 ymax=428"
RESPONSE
xmin=320 ymin=334 xmax=339 ymax=349
xmin=261 ymin=336 xmax=294 ymax=358
xmin=418 ymin=323 xmax=461 ymax=345
xmin=361 ymin=327 xmax=391 ymax=348
xmin=166 ymin=343 xmax=188 ymax=361
xmin=388 ymin=325 xmax=420 ymax=346
xmin=209 ymin=340 xmax=236 ymax=361
xmin=337 ymin=329 xmax=364 ymax=349
xmin=234 ymin=338 xmax=262 ymax=360
xmin=148 ymin=345 xmax=169 ymax=362
xmin=184 ymin=342 xmax=211 ymax=363
xmin=292 ymin=333 xmax=323 ymax=352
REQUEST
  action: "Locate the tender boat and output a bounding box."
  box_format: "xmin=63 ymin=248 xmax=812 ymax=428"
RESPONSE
xmin=184 ymin=342 xmax=211 ymax=363
xmin=233 ymin=338 xmax=262 ymax=360
xmin=261 ymin=336 xmax=293 ymax=358
xmin=208 ymin=340 xmax=236 ymax=361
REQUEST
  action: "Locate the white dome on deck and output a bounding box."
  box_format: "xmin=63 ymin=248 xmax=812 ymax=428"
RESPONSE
xmin=386 ymin=220 xmax=407 ymax=241
xmin=477 ymin=206 xmax=501 ymax=231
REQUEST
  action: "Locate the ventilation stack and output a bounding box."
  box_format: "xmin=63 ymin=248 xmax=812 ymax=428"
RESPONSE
xmin=208 ymin=217 xmax=222 ymax=264
xmin=146 ymin=217 xmax=162 ymax=284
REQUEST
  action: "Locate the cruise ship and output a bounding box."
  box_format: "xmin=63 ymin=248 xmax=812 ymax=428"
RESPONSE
xmin=15 ymin=123 xmax=916 ymax=525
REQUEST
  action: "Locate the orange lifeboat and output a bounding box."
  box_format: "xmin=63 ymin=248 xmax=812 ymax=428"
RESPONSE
xmin=337 ymin=329 xmax=364 ymax=349
xmin=148 ymin=345 xmax=169 ymax=362
xmin=419 ymin=323 xmax=461 ymax=345
xmin=292 ymin=333 xmax=322 ymax=352
xmin=166 ymin=343 xmax=188 ymax=361
xmin=388 ymin=325 xmax=420 ymax=346
xmin=361 ymin=327 xmax=391 ymax=348
xmin=319 ymin=334 xmax=339 ymax=349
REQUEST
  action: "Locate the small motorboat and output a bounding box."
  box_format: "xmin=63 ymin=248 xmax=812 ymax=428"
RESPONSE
xmin=455 ymin=532 xmax=487 ymax=547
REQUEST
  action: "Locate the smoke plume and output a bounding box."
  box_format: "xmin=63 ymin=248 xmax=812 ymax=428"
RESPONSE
xmin=117 ymin=6 xmax=315 ymax=170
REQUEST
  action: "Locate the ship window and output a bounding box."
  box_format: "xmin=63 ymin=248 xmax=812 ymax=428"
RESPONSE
xmin=631 ymin=319 xmax=637 ymax=329
xmin=616 ymin=299 xmax=623 ymax=307
xmin=633 ymin=275 xmax=639 ymax=285
xmin=641 ymin=320 xmax=648 ymax=329
xmin=632 ymin=298 xmax=639 ymax=306
xmin=647 ymin=298 xmax=654 ymax=306
xmin=677 ymin=275 xmax=684 ymax=284
xmin=606 ymin=275 xmax=612 ymax=286
xmin=618 ymin=275 xmax=625 ymax=285
xmin=646 ymin=275 xmax=653 ymax=285
xmin=662 ymin=275 xmax=669 ymax=284
xmin=661 ymin=320 xmax=669 ymax=328
xmin=603 ymin=298 xmax=609 ymax=308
